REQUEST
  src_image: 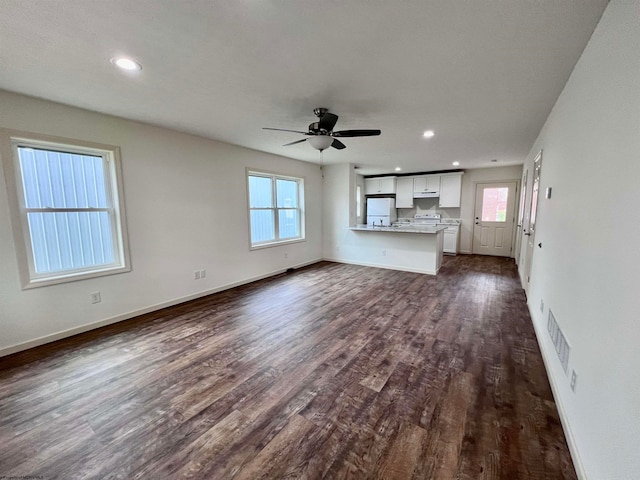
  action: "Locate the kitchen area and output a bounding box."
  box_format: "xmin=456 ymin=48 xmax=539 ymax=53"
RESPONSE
xmin=329 ymin=170 xmax=463 ymax=275
xmin=355 ymin=172 xmax=463 ymax=255
xmin=323 ymin=162 xmax=522 ymax=276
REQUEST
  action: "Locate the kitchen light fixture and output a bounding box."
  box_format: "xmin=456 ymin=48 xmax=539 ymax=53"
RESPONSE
xmin=395 ymin=167 xmax=402 ymax=172
xmin=307 ymin=136 xmax=333 ymax=151
xmin=423 ymin=130 xmax=435 ymax=138
xmin=452 ymin=161 xmax=460 ymax=166
xmin=111 ymin=56 xmax=142 ymax=71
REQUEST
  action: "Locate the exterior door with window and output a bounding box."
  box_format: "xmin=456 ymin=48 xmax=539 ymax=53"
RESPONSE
xmin=472 ymin=182 xmax=517 ymax=257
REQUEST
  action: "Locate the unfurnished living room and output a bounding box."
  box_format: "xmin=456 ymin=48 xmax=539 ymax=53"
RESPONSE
xmin=0 ymin=1 xmax=638 ymax=479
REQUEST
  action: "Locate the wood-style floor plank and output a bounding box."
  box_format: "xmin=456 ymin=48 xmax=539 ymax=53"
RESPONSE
xmin=0 ymin=256 xmax=576 ymax=479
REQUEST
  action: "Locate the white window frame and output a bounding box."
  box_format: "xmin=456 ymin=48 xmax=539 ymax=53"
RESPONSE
xmin=1 ymin=130 xmax=131 ymax=289
xmin=246 ymin=169 xmax=305 ymax=249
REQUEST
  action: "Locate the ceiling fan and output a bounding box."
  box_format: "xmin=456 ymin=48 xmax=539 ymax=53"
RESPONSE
xmin=263 ymin=108 xmax=381 ymax=151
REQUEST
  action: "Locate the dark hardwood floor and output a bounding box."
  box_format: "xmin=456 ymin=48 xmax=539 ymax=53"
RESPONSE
xmin=0 ymin=256 xmax=576 ymax=479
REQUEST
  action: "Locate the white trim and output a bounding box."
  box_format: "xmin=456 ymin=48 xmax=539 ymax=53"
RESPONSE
xmin=322 ymin=256 xmax=439 ymax=276
xmin=528 ymin=301 xmax=586 ymax=480
xmin=0 ymin=129 xmax=131 ymax=289
xmin=0 ymin=258 xmax=323 ymax=358
xmin=246 ymin=168 xmax=306 ymax=248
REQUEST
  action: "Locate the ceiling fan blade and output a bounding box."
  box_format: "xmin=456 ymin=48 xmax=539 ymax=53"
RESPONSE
xmin=318 ymin=113 xmax=339 ymax=132
xmin=331 ymin=139 xmax=346 ymax=150
xmin=263 ymin=127 xmax=309 ymax=134
xmin=283 ymin=138 xmax=308 ymax=147
xmin=332 ymin=129 xmax=381 ymax=137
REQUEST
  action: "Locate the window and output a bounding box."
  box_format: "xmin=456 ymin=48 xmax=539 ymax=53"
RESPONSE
xmin=2 ymin=132 xmax=130 ymax=288
xmin=247 ymin=170 xmax=304 ymax=248
xmin=481 ymin=187 xmax=509 ymax=222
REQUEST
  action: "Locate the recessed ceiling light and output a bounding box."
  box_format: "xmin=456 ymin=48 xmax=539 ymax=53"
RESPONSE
xmin=111 ymin=56 xmax=142 ymax=71
xmin=452 ymin=161 xmax=460 ymax=166
xmin=395 ymin=167 xmax=402 ymax=172
xmin=423 ymin=130 xmax=435 ymax=138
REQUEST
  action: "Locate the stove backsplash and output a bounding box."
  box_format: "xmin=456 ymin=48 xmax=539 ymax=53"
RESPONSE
xmin=397 ymin=197 xmax=460 ymax=221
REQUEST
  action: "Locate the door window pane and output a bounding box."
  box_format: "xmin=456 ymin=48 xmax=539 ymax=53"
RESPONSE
xmin=482 ymin=187 xmax=509 ymax=222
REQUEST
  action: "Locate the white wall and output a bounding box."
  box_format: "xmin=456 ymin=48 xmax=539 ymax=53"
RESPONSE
xmin=458 ymin=165 xmax=523 ymax=254
xmin=0 ymin=90 xmax=323 ymax=355
xmin=519 ymin=2 xmax=640 ymax=478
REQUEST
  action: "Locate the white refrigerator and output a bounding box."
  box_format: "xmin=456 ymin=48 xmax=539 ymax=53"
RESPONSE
xmin=366 ymin=198 xmax=397 ymax=226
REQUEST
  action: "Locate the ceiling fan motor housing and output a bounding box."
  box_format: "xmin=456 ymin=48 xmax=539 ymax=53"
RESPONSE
xmin=308 ymin=122 xmax=326 ymax=134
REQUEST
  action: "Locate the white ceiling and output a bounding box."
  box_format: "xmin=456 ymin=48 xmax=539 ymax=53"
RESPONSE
xmin=1 ymin=1 xmax=608 ymax=175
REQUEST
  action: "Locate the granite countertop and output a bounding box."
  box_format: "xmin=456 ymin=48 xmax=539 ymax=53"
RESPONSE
xmin=350 ymin=225 xmax=446 ymax=234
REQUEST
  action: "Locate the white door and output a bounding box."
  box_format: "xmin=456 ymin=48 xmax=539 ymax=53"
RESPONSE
xmin=523 ymin=152 xmax=542 ymax=291
xmin=472 ymin=182 xmax=517 ymax=257
xmin=514 ymin=168 xmax=528 ymax=266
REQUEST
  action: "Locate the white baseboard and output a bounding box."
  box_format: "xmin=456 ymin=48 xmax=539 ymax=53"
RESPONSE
xmin=323 ymin=256 xmax=438 ymax=275
xmin=528 ymin=302 xmax=587 ymax=480
xmin=0 ymin=258 xmax=323 ymax=358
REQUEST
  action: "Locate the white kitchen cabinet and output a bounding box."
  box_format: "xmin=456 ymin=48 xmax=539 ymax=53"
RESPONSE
xmin=413 ymin=175 xmax=440 ymax=195
xmin=439 ymin=174 xmax=463 ymax=208
xmin=365 ymin=176 xmax=396 ymax=194
xmin=395 ymin=177 xmax=414 ymax=208
xmin=442 ymin=225 xmax=460 ymax=254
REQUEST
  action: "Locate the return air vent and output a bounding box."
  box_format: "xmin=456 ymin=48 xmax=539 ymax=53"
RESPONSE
xmin=547 ymin=310 xmax=570 ymax=373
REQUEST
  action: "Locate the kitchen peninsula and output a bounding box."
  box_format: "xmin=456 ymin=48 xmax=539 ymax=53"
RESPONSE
xmin=348 ymin=224 xmax=445 ymax=275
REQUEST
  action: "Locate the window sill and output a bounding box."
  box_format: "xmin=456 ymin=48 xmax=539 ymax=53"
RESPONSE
xmin=22 ymin=264 xmax=131 ymax=289
xmin=250 ymin=237 xmax=306 ymax=251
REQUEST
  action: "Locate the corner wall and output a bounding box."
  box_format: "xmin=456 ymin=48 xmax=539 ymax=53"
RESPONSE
xmin=0 ymin=90 xmax=323 ymax=355
xmin=519 ymin=1 xmax=640 ymax=478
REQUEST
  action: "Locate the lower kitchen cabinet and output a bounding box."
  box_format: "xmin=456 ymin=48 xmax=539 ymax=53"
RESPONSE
xmin=442 ymin=225 xmax=459 ymax=254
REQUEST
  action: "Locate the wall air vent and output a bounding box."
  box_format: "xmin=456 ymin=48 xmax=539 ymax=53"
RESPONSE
xmin=547 ymin=309 xmax=570 ymax=373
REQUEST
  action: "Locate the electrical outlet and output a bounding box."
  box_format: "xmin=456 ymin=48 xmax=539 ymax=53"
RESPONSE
xmin=570 ymin=370 xmax=577 ymax=392
xmin=382 ymin=249 xmax=386 ymax=256
xmin=284 ymin=252 xmax=288 ymax=258
xmin=540 ymin=299 xmax=544 ymax=313
xmin=90 ymin=292 xmax=101 ymax=304
xmin=200 ymin=269 xmax=206 ymax=279
xmin=194 ymin=270 xmax=201 ymax=280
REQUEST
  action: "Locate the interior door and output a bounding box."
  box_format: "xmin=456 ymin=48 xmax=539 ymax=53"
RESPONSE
xmin=523 ymin=152 xmax=542 ymax=290
xmin=472 ymin=181 xmax=517 ymax=257
xmin=514 ymin=168 xmax=528 ymax=266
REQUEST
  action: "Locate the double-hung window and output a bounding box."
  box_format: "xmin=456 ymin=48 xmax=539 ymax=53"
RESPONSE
xmin=2 ymin=132 xmax=130 ymax=288
xmin=247 ymin=170 xmax=304 ymax=248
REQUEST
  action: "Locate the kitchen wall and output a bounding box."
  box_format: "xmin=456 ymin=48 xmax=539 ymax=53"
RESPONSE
xmin=518 ymin=1 xmax=640 ymax=478
xmin=0 ymin=90 xmax=323 ymax=355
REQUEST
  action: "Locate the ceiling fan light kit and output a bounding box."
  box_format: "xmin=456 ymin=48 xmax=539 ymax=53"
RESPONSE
xmin=308 ymin=136 xmax=333 ymax=151
xmin=264 ymin=108 xmax=381 ymax=152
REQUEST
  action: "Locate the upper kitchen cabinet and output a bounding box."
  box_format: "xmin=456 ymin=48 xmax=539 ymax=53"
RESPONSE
xmin=395 ymin=177 xmax=414 ymax=208
xmin=413 ymin=175 xmax=440 ymax=196
xmin=365 ymin=176 xmax=396 ymax=195
xmin=438 ymin=173 xmax=463 ymax=208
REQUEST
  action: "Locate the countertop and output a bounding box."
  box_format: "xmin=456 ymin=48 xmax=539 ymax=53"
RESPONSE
xmin=351 ymin=225 xmax=446 ymax=234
